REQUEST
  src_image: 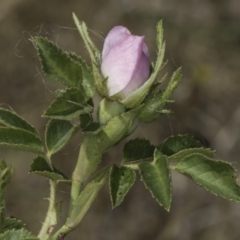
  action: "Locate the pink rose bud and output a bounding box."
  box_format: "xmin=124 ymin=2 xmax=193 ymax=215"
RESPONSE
xmin=101 ymin=26 xmax=150 ymax=99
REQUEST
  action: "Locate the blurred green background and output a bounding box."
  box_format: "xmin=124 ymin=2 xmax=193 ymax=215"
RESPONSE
xmin=1 ymin=0 xmax=240 ymax=239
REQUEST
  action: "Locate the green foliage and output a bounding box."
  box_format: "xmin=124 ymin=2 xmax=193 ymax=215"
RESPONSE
xmin=168 ymin=148 xmax=214 ymax=162
xmin=45 ymin=119 xmax=77 ymax=156
xmin=0 ymin=108 xmax=38 ymax=136
xmin=0 ymin=229 xmax=37 ymax=240
xmin=158 ymin=134 xmax=202 ymax=156
xmin=173 ymin=154 xmax=240 ymax=202
xmin=0 ymin=128 xmax=44 ymax=154
xmin=122 ymin=138 xmax=155 ymax=164
xmin=79 ymin=114 xmax=100 ymax=132
xmin=3 ymin=218 xmax=25 ymax=231
xmin=139 ymin=149 xmax=171 ymax=211
xmin=30 ymin=156 xmax=67 ymax=182
xmin=33 ymin=37 xmax=82 ymax=88
xmin=69 ymin=53 xmax=95 ymax=99
xmin=109 ymin=165 xmax=136 ymax=208
xmin=43 ymin=88 xmax=93 ymax=120
xmin=67 ymin=168 xmax=108 ymax=228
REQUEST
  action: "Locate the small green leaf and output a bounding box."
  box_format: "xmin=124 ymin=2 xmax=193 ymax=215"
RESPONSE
xmin=69 ymin=53 xmax=95 ymax=99
xmin=46 ymin=119 xmax=77 ymax=156
xmin=30 ymin=156 xmax=67 ymax=181
xmin=0 ymin=108 xmax=38 ymax=136
xmin=139 ymin=149 xmax=171 ymax=211
xmin=109 ymin=165 xmax=136 ymax=208
xmin=173 ymin=153 xmax=240 ymax=202
xmin=122 ymin=139 xmax=155 ymax=164
xmin=33 ymin=37 xmax=82 ymax=88
xmin=4 ymin=218 xmax=25 ymax=231
xmin=43 ymin=88 xmax=93 ymax=120
xmin=168 ymin=148 xmax=214 ymax=162
xmin=158 ymin=134 xmax=202 ymax=156
xmin=0 ymin=128 xmax=44 ymax=154
xmin=0 ymin=229 xmax=35 ymax=240
xmin=67 ymin=168 xmax=108 ymax=228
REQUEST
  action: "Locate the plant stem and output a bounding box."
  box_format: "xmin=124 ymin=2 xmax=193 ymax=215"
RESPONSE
xmin=38 ymin=180 xmax=57 ymax=240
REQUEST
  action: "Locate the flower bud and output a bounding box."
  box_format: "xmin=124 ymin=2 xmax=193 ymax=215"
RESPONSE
xmin=101 ymin=26 xmax=150 ymax=100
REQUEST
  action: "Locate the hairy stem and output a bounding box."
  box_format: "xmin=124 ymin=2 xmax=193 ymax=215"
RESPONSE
xmin=38 ymin=180 xmax=57 ymax=240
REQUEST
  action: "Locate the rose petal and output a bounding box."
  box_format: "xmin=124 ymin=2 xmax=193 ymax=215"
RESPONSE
xmin=121 ymin=50 xmax=150 ymax=98
xmin=101 ymin=35 xmax=145 ymax=96
xmin=102 ymin=26 xmax=131 ymax=60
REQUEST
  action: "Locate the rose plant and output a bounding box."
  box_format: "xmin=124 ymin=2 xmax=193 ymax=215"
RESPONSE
xmin=0 ymin=13 xmax=240 ymax=240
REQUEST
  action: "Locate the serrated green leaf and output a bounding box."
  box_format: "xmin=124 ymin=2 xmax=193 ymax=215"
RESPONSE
xmin=46 ymin=119 xmax=77 ymax=156
xmin=0 ymin=229 xmax=35 ymax=240
xmin=43 ymin=88 xmax=93 ymax=120
xmin=109 ymin=165 xmax=136 ymax=208
xmin=33 ymin=37 xmax=82 ymax=88
xmin=30 ymin=156 xmax=66 ymax=181
xmin=69 ymin=53 xmax=95 ymax=99
xmin=173 ymin=153 xmax=240 ymax=202
xmin=168 ymin=148 xmax=214 ymax=162
xmin=0 ymin=108 xmax=38 ymax=136
xmin=0 ymin=128 xmax=44 ymax=154
xmin=139 ymin=149 xmax=171 ymax=211
xmin=122 ymin=139 xmax=155 ymax=164
xmin=67 ymin=168 xmax=108 ymax=228
xmin=4 ymin=218 xmax=25 ymax=231
xmin=158 ymin=134 xmax=202 ymax=156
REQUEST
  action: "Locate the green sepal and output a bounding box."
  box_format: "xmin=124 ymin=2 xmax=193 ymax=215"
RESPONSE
xmin=0 ymin=127 xmax=44 ymax=154
xmin=72 ymin=14 xmax=107 ymax=97
xmin=120 ymin=20 xmax=166 ymax=108
xmin=138 ymin=68 xmax=182 ymax=122
xmin=67 ymin=167 xmax=108 ymax=228
xmin=139 ymin=148 xmax=172 ymax=211
xmin=158 ymin=134 xmax=202 ymax=156
xmin=0 ymin=229 xmax=37 ymax=240
xmin=0 ymin=108 xmax=38 ymax=136
xmin=122 ymin=139 xmax=155 ymax=165
xmin=32 ymin=37 xmax=82 ymax=88
xmin=98 ymin=98 xmax=125 ymax=125
xmin=45 ymin=119 xmax=78 ymax=156
xmin=43 ymin=88 xmax=93 ymax=120
xmin=30 ymin=156 xmax=68 ymax=182
xmin=72 ymin=13 xmax=101 ymax=64
xmin=109 ymin=165 xmax=136 ymax=208
xmin=172 ymin=153 xmax=240 ymax=202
